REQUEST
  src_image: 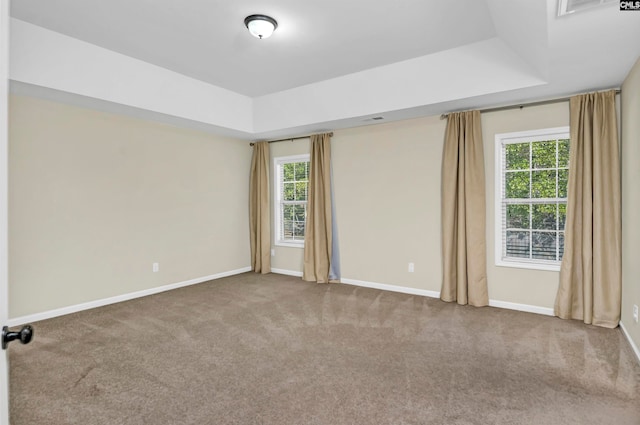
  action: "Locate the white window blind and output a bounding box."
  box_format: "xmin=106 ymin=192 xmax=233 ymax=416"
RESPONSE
xmin=274 ymin=155 xmax=310 ymax=246
xmin=495 ymin=127 xmax=570 ymax=271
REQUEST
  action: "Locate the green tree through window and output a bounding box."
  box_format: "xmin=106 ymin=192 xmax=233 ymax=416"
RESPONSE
xmin=275 ymin=156 xmax=309 ymax=244
xmin=498 ymin=128 xmax=570 ymax=268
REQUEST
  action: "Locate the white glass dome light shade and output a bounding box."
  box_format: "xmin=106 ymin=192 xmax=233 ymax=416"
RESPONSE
xmin=244 ymin=15 xmax=278 ymax=39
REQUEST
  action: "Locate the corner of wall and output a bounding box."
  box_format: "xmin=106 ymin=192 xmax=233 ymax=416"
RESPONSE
xmin=620 ymin=55 xmax=640 ymax=358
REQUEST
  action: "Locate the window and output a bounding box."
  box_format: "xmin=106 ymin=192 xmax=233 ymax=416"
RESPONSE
xmin=557 ymin=0 xmax=616 ymax=16
xmin=274 ymin=155 xmax=310 ymax=247
xmin=495 ymin=127 xmax=570 ymax=271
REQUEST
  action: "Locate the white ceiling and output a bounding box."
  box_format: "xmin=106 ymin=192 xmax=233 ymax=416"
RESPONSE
xmin=8 ymin=0 xmax=640 ymax=140
xmin=11 ymin=0 xmax=499 ymax=97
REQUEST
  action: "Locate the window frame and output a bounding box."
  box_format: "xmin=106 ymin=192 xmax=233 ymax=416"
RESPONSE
xmin=494 ymin=126 xmax=570 ymax=272
xmin=273 ymin=154 xmax=310 ymax=248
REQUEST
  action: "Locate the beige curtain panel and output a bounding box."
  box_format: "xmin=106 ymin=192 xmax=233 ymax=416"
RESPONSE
xmin=303 ymin=133 xmax=335 ymax=283
xmin=249 ymin=141 xmax=271 ymax=274
xmin=555 ymin=90 xmax=621 ymax=328
xmin=441 ymin=110 xmax=489 ymax=307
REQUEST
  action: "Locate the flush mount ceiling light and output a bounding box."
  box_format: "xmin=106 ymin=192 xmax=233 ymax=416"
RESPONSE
xmin=244 ymin=14 xmax=278 ymax=39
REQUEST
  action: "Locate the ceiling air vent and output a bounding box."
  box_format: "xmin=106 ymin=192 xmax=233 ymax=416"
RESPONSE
xmin=363 ymin=116 xmax=384 ymax=122
xmin=558 ymin=0 xmax=617 ymax=16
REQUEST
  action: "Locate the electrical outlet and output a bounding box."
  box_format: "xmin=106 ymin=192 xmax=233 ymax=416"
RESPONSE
xmin=633 ymin=304 xmax=639 ymax=323
xmin=271 ymin=249 xmax=275 ymax=257
xmin=152 ymin=262 xmax=159 ymax=273
xmin=408 ymin=262 xmax=414 ymax=273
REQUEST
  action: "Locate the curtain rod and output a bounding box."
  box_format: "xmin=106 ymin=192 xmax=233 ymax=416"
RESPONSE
xmin=249 ymin=132 xmax=333 ymax=146
xmin=439 ymin=89 xmax=621 ymax=120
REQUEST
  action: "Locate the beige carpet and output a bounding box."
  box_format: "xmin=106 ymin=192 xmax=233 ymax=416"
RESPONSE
xmin=9 ymin=272 xmax=640 ymax=424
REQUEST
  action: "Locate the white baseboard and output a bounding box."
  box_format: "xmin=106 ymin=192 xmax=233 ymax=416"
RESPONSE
xmin=488 ymin=300 xmax=554 ymax=316
xmin=341 ymin=278 xmax=441 ymax=299
xmin=341 ymin=277 xmax=554 ymax=316
xmin=7 ymin=266 xmax=252 ymax=326
xmin=271 ymin=268 xmax=303 ymax=277
xmin=620 ymin=321 xmax=640 ymax=365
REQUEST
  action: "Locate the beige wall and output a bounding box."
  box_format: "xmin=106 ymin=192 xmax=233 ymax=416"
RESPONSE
xmin=13 ymin=80 xmax=633 ymax=323
xmin=272 ymin=103 xmax=570 ymax=308
xmin=333 ymin=117 xmax=444 ymax=291
xmin=483 ymin=103 xmax=569 ymax=308
xmin=269 ymin=117 xmax=445 ymax=292
xmin=9 ymin=95 xmax=251 ymax=318
xmin=621 ymin=57 xmax=640 ymax=350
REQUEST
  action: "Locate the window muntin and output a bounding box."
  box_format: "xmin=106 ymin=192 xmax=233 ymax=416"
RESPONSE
xmin=274 ymin=155 xmax=309 ymax=246
xmin=496 ymin=127 xmax=570 ymax=271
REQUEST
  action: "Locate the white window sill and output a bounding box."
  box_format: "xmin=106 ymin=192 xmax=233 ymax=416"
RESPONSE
xmin=275 ymin=241 xmax=305 ymax=249
xmin=496 ymin=259 xmax=561 ymax=272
